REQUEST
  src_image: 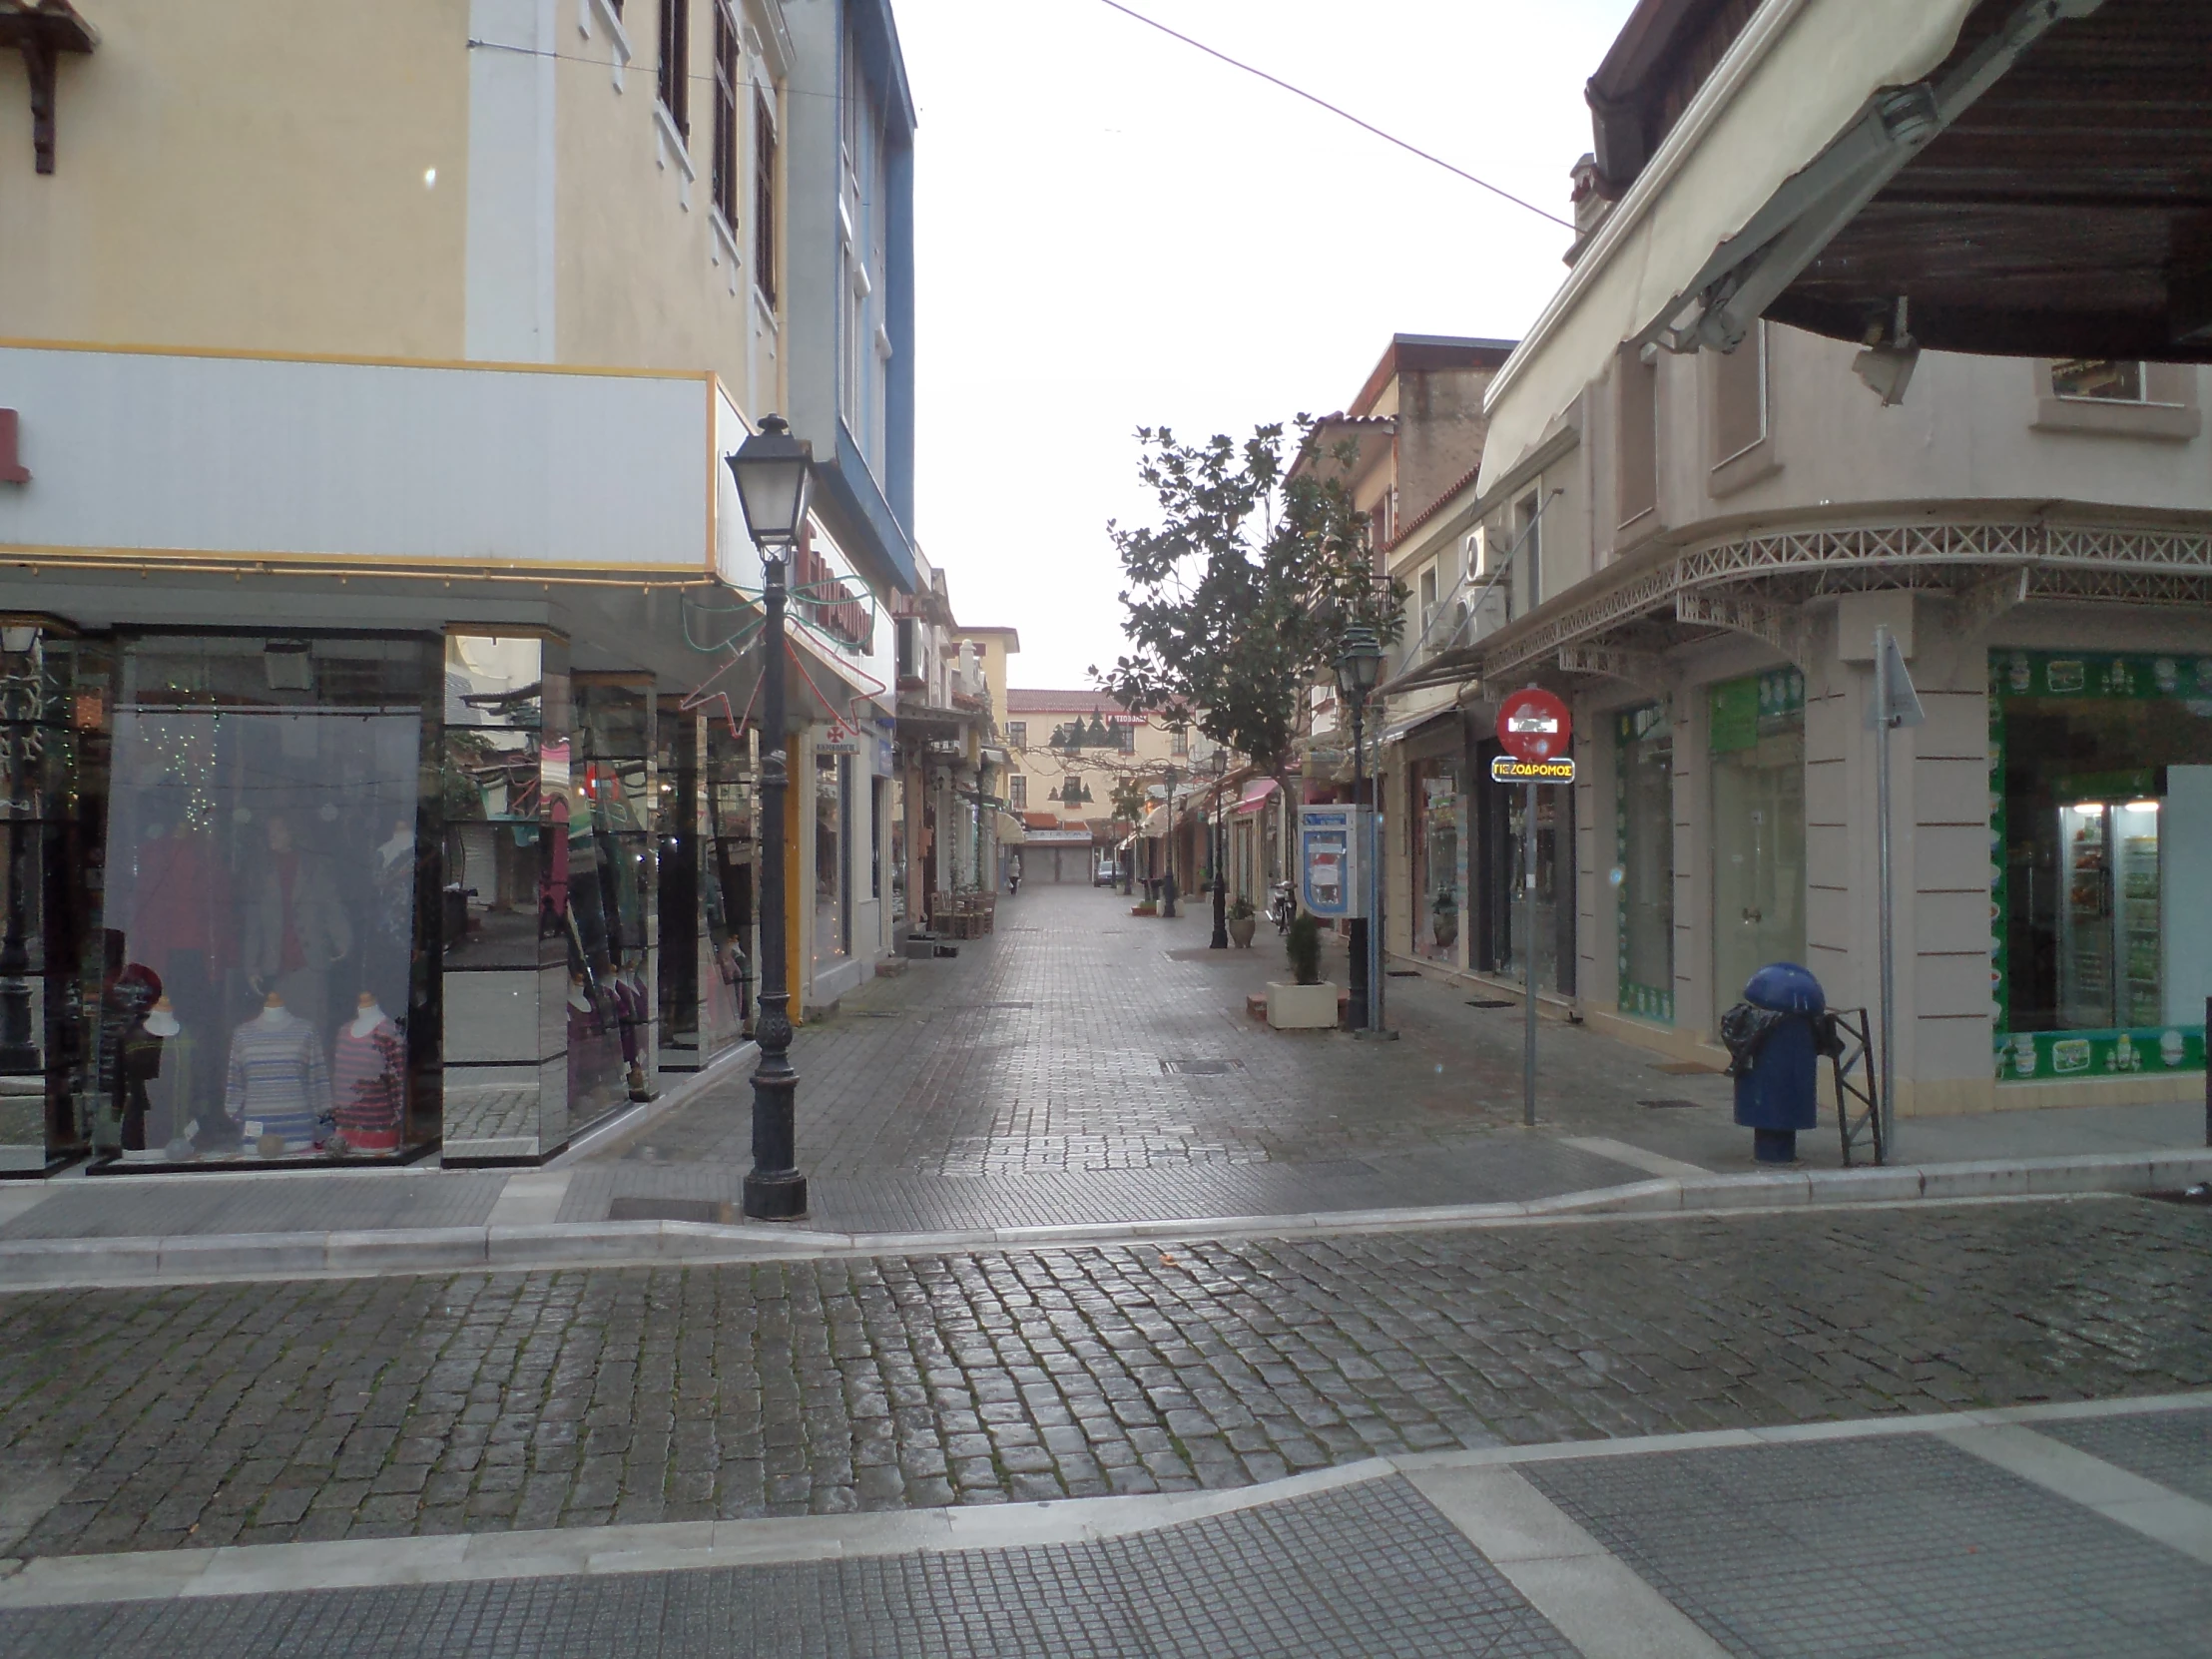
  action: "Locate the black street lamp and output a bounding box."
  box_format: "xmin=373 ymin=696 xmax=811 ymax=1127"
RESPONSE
xmin=1208 ymin=746 xmax=1230 ymax=949
xmin=1336 ymin=627 xmax=1384 ymax=1032
xmin=1159 ymin=762 xmax=1179 ymax=916
xmin=726 ymin=415 xmax=814 ymax=1222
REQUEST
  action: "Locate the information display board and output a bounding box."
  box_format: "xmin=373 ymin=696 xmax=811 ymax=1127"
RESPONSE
xmin=1297 ymin=805 xmax=1367 ymax=918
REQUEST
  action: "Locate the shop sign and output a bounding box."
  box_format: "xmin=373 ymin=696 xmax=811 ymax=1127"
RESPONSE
xmin=1994 ymin=1026 xmax=2205 ymax=1081
xmin=1496 ymin=688 xmax=1570 ymax=761
xmin=1490 ymin=756 xmax=1575 ymax=785
xmin=1994 ymin=650 xmax=2212 ymax=702
xmin=1709 ymin=667 xmax=1804 ymax=755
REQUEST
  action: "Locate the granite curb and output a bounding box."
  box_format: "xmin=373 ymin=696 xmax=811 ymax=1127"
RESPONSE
xmin=0 ymin=1148 xmax=2201 ymax=1289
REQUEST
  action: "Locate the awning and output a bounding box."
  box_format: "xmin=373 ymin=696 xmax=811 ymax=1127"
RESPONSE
xmin=994 ymin=811 xmax=1026 ymax=845
xmin=1478 ymin=0 xmax=1981 ymax=491
xmin=1231 ymin=778 xmax=1281 ymax=817
xmin=1139 ymin=802 xmax=1170 ymax=836
xmin=1378 ymin=707 xmax=1460 ymax=749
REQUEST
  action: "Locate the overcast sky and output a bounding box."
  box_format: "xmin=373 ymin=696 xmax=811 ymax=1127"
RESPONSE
xmin=897 ymin=0 xmax=1638 ymax=688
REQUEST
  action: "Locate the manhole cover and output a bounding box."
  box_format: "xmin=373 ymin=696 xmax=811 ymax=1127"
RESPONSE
xmin=608 ymin=1196 xmax=736 ymax=1224
xmin=1161 ymin=1058 xmax=1243 ymax=1075
xmin=1466 ymin=998 xmax=1514 ymax=1009
xmin=1638 ymin=1097 xmax=1705 ymax=1110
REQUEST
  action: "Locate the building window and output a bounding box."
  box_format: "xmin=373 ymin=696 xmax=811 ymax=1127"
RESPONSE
xmin=2051 ymin=359 xmax=2144 ymax=402
xmin=1116 ymin=723 xmax=1136 ymax=754
xmin=1171 ymin=728 xmax=1188 ymax=759
xmin=753 ymin=93 xmax=778 ymax=303
xmin=656 ymin=0 xmax=689 ymax=134
xmin=1515 ymin=492 xmax=1543 ymax=618
xmin=1418 ymin=566 xmax=1438 ymax=649
xmin=710 ymin=1 xmax=738 ymax=228
xmin=1711 ymin=323 xmax=1767 ymax=466
xmin=1006 ymin=721 xmax=1026 ymax=749
xmin=1009 ymin=775 xmax=1027 ymax=811
xmin=894 ymin=617 xmax=920 ymax=683
xmin=1616 ymin=346 xmax=1659 ymax=528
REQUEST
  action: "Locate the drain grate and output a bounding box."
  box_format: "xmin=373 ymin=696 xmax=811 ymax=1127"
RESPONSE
xmin=1638 ymin=1097 xmax=1705 ymax=1110
xmin=1385 ymin=969 xmax=1420 ymax=978
xmin=608 ymin=1196 xmax=735 ymax=1224
xmin=1653 ymin=1060 xmax=1725 ymax=1075
xmin=1465 ymin=998 xmax=1514 ymax=1009
xmin=1161 ymin=1058 xmax=1243 ymax=1075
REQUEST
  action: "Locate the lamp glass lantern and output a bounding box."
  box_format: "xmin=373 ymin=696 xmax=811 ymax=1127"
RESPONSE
xmin=726 ymin=415 xmax=815 ymax=550
xmin=1336 ymin=626 xmax=1383 ymax=700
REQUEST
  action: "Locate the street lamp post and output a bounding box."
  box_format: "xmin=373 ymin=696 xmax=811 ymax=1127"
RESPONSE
xmin=1209 ymin=747 xmax=1229 ymax=949
xmin=1336 ymin=628 xmax=1384 ymax=1033
xmin=1160 ymin=763 xmax=1179 ymax=916
xmin=726 ymin=415 xmax=814 ymax=1222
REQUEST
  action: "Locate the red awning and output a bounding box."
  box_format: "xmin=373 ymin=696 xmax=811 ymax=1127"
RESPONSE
xmin=1232 ymin=778 xmax=1281 ymax=817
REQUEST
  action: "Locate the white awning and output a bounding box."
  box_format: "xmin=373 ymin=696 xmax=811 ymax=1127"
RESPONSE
xmin=1477 ymin=0 xmax=1979 ymax=492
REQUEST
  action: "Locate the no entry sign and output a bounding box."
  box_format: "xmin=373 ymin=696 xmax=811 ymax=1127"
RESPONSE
xmin=1496 ymin=688 xmax=1571 ymax=762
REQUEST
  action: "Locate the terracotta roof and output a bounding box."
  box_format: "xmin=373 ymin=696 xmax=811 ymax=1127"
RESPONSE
xmin=1385 ymin=460 xmax=1485 ymax=555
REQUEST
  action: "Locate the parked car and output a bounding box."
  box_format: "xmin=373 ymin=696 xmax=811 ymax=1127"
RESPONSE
xmin=1094 ymin=853 xmax=1119 ymax=886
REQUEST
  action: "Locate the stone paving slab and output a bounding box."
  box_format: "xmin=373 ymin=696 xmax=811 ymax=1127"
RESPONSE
xmin=0 ymin=1199 xmax=2202 ymax=1559
xmin=0 ymin=1476 xmax=1578 ymax=1659
xmin=2032 ymin=1403 xmax=2212 ymax=1510
xmin=0 ymin=1174 xmax=506 ymax=1241
xmin=1521 ymin=1432 xmax=2212 ymax=1656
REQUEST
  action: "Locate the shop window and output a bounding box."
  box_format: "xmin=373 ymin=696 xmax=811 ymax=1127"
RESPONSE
xmin=1410 ymin=760 xmax=1463 ymax=963
xmin=1615 ymin=347 xmax=1659 ymax=531
xmin=1990 ymin=651 xmax=2212 ymax=1082
xmin=1615 ymin=702 xmax=1674 ymax=1022
xmin=705 ymin=718 xmax=756 ymax=1039
xmin=568 ymin=681 xmax=654 ymax=1128
xmin=816 ymin=750 xmax=848 ymax=964
xmin=1500 ymin=781 xmax=1568 ymax=995
xmin=1709 ymin=668 xmax=1804 ymax=1016
xmin=94 ymin=635 xmax=439 ymax=1166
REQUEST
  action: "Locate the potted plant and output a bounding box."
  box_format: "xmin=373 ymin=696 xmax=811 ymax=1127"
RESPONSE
xmin=1226 ymin=895 xmax=1257 ymax=948
xmin=1266 ymin=911 xmax=1338 ymax=1029
xmin=1430 ymin=889 xmax=1458 ymax=951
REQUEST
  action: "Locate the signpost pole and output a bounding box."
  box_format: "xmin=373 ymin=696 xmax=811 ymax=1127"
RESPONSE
xmin=1874 ymin=625 xmax=1898 ymax=1162
xmin=1523 ymin=779 xmax=1538 ymax=1127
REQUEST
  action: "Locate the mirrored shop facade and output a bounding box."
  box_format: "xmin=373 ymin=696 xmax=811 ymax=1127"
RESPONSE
xmin=0 ymin=625 xmax=759 ymax=1174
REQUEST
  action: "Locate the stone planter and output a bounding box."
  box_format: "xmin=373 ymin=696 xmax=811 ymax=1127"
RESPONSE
xmin=1131 ymin=902 xmax=1157 ymax=916
xmin=1228 ymin=914 xmax=1257 ymax=948
xmin=1266 ymin=981 xmax=1339 ymax=1029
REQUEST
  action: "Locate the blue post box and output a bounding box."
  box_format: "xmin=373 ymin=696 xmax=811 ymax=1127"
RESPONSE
xmin=1725 ymin=962 xmax=1824 ymax=1164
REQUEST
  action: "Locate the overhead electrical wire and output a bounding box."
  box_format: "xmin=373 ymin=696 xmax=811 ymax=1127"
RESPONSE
xmin=1091 ymin=0 xmax=1573 ymax=230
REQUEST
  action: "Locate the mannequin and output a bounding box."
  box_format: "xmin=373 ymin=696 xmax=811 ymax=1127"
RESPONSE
xmin=226 ymin=990 xmax=333 ymax=1155
xmin=329 ymin=991 xmax=404 ymax=1153
xmin=101 ymin=963 xmax=165 ymax=1155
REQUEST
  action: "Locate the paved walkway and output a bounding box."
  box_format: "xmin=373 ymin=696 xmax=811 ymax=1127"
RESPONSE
xmin=579 ymin=882 xmax=2201 ymax=1233
xmin=4 ymin=1391 xmax=2207 ymax=1655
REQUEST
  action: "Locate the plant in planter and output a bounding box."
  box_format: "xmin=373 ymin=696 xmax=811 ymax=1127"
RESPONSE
xmin=1430 ymin=891 xmax=1458 ymax=951
xmin=1226 ymin=894 xmax=1257 ymax=948
xmin=1267 ymin=910 xmax=1337 ymax=1028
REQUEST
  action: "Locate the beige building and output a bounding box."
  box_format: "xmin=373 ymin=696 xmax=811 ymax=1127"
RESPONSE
xmin=0 ymin=0 xmax=937 ymax=1170
xmin=1384 ymin=0 xmax=2212 ymax=1120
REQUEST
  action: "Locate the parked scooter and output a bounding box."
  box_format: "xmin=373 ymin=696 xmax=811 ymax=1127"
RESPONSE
xmin=1269 ymin=880 xmax=1298 ymax=934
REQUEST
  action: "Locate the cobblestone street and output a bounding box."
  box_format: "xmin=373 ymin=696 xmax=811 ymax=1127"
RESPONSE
xmin=0 ymin=1199 xmax=2202 ymax=1559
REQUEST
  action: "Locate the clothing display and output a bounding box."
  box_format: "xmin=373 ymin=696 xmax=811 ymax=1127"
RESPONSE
xmin=331 ymin=1002 xmax=405 ymax=1151
xmin=224 ymin=1002 xmax=333 ymax=1150
xmin=244 ymin=848 xmax=351 ymax=982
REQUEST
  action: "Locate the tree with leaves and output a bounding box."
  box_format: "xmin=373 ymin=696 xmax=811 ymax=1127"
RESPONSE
xmin=1090 ymin=419 xmax=1405 ymax=777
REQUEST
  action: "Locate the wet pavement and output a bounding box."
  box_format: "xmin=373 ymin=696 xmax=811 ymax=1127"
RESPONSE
xmin=0 ymin=1197 xmax=2201 ymax=1556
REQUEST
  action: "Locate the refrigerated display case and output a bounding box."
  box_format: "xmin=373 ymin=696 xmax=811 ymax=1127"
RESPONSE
xmin=2058 ymin=798 xmax=2163 ymax=1031
xmin=2057 ymin=801 xmax=2111 ymax=1030
xmin=2115 ymin=800 xmax=2162 ymax=1026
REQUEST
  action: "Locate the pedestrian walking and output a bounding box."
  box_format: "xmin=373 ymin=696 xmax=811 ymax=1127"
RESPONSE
xmin=1007 ymin=852 xmax=1022 ymax=895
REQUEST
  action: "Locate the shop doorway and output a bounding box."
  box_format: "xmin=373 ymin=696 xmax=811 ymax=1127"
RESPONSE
xmin=1709 ymin=671 xmax=1806 ymax=1014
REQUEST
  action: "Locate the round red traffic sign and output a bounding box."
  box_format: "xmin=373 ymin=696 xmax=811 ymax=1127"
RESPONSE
xmin=1496 ymin=688 xmax=1572 ymax=762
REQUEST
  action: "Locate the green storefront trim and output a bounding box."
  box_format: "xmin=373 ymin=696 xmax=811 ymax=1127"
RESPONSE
xmin=1988 ymin=648 xmax=2210 ymax=1080
xmin=1615 ymin=702 xmax=1674 ymax=1025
